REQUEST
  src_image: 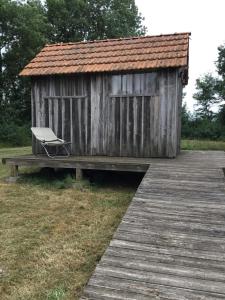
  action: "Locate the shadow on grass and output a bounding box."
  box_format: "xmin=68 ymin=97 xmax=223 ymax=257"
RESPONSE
xmin=18 ymin=168 xmax=145 ymax=190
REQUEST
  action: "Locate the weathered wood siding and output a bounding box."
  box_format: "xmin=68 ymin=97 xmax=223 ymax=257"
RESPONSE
xmin=31 ymin=69 xmax=183 ymax=157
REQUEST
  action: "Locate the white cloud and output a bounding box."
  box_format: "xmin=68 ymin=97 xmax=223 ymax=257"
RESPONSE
xmin=135 ymin=0 xmax=225 ymax=111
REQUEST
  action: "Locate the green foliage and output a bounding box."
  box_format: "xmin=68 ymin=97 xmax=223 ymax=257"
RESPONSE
xmin=181 ymin=102 xmax=225 ymax=141
xmin=0 ymin=122 xmax=31 ymax=146
xmin=85 ymin=0 xmax=146 ymax=40
xmin=46 ymin=0 xmax=146 ymax=42
xmin=216 ymin=44 xmax=225 ymax=101
xmin=0 ymin=0 xmax=49 ymax=124
xmin=47 ymin=286 xmax=66 ymax=300
xmin=181 ymin=102 xmax=191 ymax=136
xmin=217 ymin=44 xmax=225 ymax=78
xmin=189 ymin=42 xmax=225 ymax=140
xmin=193 ymin=43 xmax=225 ymax=121
xmin=193 ymin=73 xmax=219 ymax=120
xmin=46 ymin=0 xmax=87 ymax=43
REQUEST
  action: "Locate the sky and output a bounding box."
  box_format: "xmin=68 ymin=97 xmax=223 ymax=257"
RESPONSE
xmin=135 ymin=0 xmax=225 ymax=111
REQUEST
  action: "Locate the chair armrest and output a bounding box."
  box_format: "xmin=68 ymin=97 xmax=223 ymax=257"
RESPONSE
xmin=57 ymin=138 xmax=64 ymax=143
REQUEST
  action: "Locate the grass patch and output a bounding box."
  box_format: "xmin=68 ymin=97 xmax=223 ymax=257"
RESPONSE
xmin=18 ymin=168 xmax=76 ymax=190
xmin=0 ymin=146 xmax=31 ymax=179
xmin=181 ymin=139 xmax=225 ymax=151
xmin=0 ymin=147 xmax=138 ymax=300
xmin=47 ymin=286 xmax=66 ymax=300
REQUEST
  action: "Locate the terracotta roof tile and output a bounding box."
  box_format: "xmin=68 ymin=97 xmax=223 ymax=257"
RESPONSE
xmin=20 ymin=32 xmax=190 ymax=76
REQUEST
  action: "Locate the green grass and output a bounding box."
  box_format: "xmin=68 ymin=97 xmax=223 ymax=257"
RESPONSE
xmin=0 ymin=146 xmax=31 ymax=157
xmin=0 ymin=146 xmax=137 ymax=300
xmin=0 ymin=146 xmax=31 ymax=178
xmin=181 ymin=139 xmax=225 ymax=151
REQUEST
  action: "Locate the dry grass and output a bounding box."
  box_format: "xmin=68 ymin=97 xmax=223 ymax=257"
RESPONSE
xmin=0 ymin=147 xmax=138 ymax=300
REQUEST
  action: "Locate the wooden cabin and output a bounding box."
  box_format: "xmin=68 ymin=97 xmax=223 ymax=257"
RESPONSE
xmin=20 ymin=32 xmax=190 ymax=158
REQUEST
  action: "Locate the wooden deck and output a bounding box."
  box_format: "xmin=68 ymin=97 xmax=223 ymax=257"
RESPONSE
xmin=2 ymin=154 xmax=151 ymax=176
xmin=81 ymin=151 xmax=225 ymax=300
xmin=3 ymin=150 xmax=225 ymax=173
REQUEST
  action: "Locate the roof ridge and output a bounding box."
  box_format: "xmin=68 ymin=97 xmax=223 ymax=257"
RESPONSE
xmin=45 ymin=32 xmax=191 ymax=48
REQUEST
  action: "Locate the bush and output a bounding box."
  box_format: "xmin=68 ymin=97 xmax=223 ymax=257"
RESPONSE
xmin=181 ymin=102 xmax=225 ymax=141
xmin=0 ymin=122 xmax=31 ymax=146
xmin=181 ymin=115 xmax=225 ymax=141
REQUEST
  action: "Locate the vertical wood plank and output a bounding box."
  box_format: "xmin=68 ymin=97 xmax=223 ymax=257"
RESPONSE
xmin=49 ymin=98 xmax=53 ymax=130
xmin=128 ymin=97 xmax=134 ymax=156
xmin=84 ymin=97 xmax=88 ymax=155
xmin=177 ymin=70 xmax=183 ymax=154
xmin=159 ymin=71 xmax=168 ymax=157
xmin=64 ymin=98 xmax=71 ymax=146
xmin=136 ymin=96 xmax=142 ymax=157
xmin=111 ymin=97 xmax=116 ymax=155
xmin=31 ymin=81 xmax=37 ymax=154
xmin=122 ymin=97 xmax=127 ymax=156
xmin=44 ymin=99 xmax=49 ymax=127
xmin=144 ymin=96 xmax=151 ymax=157
xmin=141 ymin=96 xmax=144 ymax=156
xmin=61 ymin=98 xmax=65 ymax=140
xmin=133 ymin=96 xmax=138 ymax=157
xmin=91 ymin=75 xmax=100 ymax=155
xmin=102 ymin=74 xmax=108 ymax=155
xmin=114 ymin=97 xmax=120 ymax=156
xmin=78 ymin=98 xmax=82 ymax=154
xmin=70 ymin=98 xmax=73 ymax=153
xmin=58 ymin=98 xmax=62 ymax=139
xmin=119 ymin=97 xmax=123 ymax=155
xmin=54 ymin=98 xmax=58 ymax=136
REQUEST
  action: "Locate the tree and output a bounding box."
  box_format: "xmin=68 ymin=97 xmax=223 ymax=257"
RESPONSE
xmin=193 ymin=73 xmax=219 ymax=120
xmin=181 ymin=102 xmax=191 ymax=137
xmin=46 ymin=0 xmax=146 ymax=43
xmin=193 ymin=43 xmax=225 ymax=121
xmin=216 ymin=44 xmax=225 ymax=101
xmin=46 ymin=0 xmax=87 ymax=43
xmin=0 ymin=0 xmax=48 ymax=123
xmin=85 ymin=0 xmax=146 ymax=40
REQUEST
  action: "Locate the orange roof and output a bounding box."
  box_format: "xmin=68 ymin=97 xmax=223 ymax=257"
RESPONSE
xmin=20 ymin=32 xmax=190 ymax=76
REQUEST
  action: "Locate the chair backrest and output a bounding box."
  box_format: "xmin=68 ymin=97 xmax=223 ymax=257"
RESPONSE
xmin=31 ymin=127 xmax=57 ymax=142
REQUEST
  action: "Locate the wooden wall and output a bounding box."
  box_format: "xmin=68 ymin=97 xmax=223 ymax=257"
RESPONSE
xmin=31 ymin=69 xmax=183 ymax=157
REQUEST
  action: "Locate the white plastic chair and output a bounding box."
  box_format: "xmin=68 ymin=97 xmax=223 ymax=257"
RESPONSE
xmin=31 ymin=127 xmax=71 ymax=158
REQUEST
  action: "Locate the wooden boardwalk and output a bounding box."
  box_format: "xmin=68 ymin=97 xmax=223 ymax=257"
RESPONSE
xmin=81 ymin=151 xmax=225 ymax=300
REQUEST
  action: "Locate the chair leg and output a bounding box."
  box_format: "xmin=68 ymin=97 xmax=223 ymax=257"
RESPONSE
xmin=62 ymin=144 xmax=70 ymax=157
xmin=41 ymin=144 xmax=55 ymax=158
xmin=41 ymin=143 xmax=71 ymax=158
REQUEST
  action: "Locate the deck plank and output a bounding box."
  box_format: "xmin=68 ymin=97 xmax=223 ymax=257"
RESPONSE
xmin=80 ymin=151 xmax=225 ymax=299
